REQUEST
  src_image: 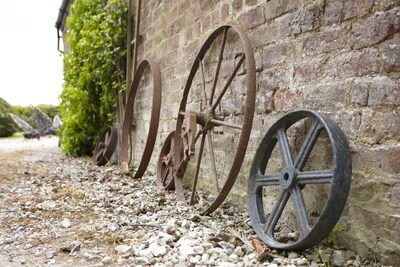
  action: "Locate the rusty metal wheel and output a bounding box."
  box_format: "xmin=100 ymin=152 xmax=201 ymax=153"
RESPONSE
xmin=156 ymin=131 xmax=176 ymax=190
xmin=120 ymin=59 xmax=162 ymax=178
xmin=92 ymin=126 xmax=118 ymax=166
xmin=173 ymin=24 xmax=256 ymax=215
xmin=248 ymin=109 xmax=351 ymax=250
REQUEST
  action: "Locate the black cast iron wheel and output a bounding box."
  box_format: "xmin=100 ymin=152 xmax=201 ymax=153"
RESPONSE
xmin=92 ymin=126 xmax=118 ymax=166
xmin=248 ymin=109 xmax=351 ymax=250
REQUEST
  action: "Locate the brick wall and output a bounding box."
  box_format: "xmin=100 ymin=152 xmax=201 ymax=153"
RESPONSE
xmin=127 ymin=0 xmax=400 ymax=264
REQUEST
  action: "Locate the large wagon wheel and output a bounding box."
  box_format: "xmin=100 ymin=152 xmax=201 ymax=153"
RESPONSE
xmin=92 ymin=126 xmax=118 ymax=166
xmin=173 ymin=24 xmax=256 ymax=215
xmin=248 ymin=109 xmax=351 ymax=250
xmin=120 ymin=59 xmax=162 ymax=178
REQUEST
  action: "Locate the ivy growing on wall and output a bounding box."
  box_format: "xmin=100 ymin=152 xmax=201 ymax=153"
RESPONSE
xmin=60 ymin=0 xmax=127 ymax=156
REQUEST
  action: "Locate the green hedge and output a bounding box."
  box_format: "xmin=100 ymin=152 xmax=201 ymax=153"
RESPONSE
xmin=59 ymin=0 xmax=127 ymax=156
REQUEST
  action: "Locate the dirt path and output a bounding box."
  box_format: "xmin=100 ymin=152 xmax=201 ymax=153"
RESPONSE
xmin=0 ymin=137 xmax=96 ymax=266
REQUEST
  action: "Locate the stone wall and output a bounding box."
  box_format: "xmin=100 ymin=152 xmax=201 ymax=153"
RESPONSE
xmin=127 ymin=0 xmax=400 ymax=264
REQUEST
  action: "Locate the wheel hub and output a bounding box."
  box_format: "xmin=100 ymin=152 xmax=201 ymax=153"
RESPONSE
xmin=280 ymin=166 xmax=298 ymax=190
xmin=196 ymin=109 xmax=216 ymax=131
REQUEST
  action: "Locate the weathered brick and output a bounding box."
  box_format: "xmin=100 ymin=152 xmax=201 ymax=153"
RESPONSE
xmin=324 ymin=48 xmax=381 ymax=79
xmin=334 ymin=110 xmax=362 ymax=137
xmin=382 ymin=43 xmax=400 ymax=72
xmin=248 ymin=23 xmax=278 ymax=48
xmin=183 ymin=27 xmax=193 ymax=45
xmin=177 ymin=1 xmax=190 ymax=16
xmin=301 ymin=81 xmax=349 ymax=109
xmin=373 ymin=0 xmax=400 ymax=11
xmin=350 ymin=79 xmax=369 ymax=107
xmin=221 ymin=4 xmax=230 ymax=22
xmin=232 ymin=0 xmax=243 ymax=12
xmin=284 ymin=4 xmax=321 ymax=36
xmin=384 ymin=110 xmax=400 ymax=142
xmin=262 ymin=42 xmax=296 ymax=69
xmin=273 ymin=89 xmax=301 ymax=111
xmin=264 ymin=0 xmax=308 ymax=21
xmin=324 ymin=0 xmax=374 ymax=26
xmin=357 ymin=108 xmax=400 ymax=144
xmin=152 ymin=5 xmax=163 ymax=26
xmin=201 ymin=15 xmax=211 ymax=32
xmin=183 ymin=39 xmax=200 ymax=58
xmin=171 ymin=15 xmax=186 ymax=34
xmin=259 ymin=66 xmax=291 ymax=91
xmin=149 ymin=0 xmax=161 ymax=10
xmin=368 ymin=76 xmax=400 ymax=107
xmin=237 ymin=6 xmax=265 ymax=30
xmin=257 ymin=89 xmax=275 ymax=114
xmin=352 ymin=7 xmax=400 ymax=49
xmin=210 ymin=10 xmax=220 ymax=26
xmin=301 ymin=24 xmax=351 ymax=56
xmin=353 ymin=144 xmax=400 ymax=174
xmin=199 ymin=0 xmax=219 ymax=11
xmin=293 ymin=57 xmax=324 ymax=84
xmin=245 ymin=0 xmax=258 ymax=7
xmin=186 ymin=3 xmax=202 ymax=23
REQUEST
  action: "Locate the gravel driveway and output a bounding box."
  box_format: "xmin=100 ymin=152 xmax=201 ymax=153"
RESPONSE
xmin=0 ymin=137 xmax=379 ymax=266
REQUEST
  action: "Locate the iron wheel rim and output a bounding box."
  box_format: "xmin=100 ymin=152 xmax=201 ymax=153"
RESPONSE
xmin=247 ymin=109 xmax=352 ymax=250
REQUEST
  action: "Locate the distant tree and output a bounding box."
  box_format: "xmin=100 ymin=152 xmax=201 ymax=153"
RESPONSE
xmin=0 ymin=98 xmax=18 ymax=137
xmin=13 ymin=105 xmax=36 ymax=128
xmin=37 ymin=104 xmax=60 ymax=120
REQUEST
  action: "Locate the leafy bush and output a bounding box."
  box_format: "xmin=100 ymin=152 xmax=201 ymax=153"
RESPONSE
xmin=60 ymin=0 xmax=127 ymax=156
xmin=0 ymin=98 xmax=18 ymax=137
xmin=37 ymin=104 xmax=60 ymax=120
xmin=13 ymin=105 xmax=36 ymax=128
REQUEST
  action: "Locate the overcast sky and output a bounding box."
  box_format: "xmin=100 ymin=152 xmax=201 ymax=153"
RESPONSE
xmin=0 ymin=0 xmax=63 ymax=106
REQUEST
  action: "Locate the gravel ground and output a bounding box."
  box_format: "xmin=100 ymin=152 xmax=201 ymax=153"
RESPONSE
xmin=0 ymin=136 xmax=384 ymax=267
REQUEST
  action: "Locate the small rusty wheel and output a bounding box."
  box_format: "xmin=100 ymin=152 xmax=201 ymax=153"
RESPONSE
xmin=173 ymin=24 xmax=256 ymax=215
xmin=156 ymin=131 xmax=176 ymax=190
xmin=248 ymin=109 xmax=351 ymax=250
xmin=92 ymin=126 xmax=118 ymax=166
xmin=120 ymin=59 xmax=161 ymax=178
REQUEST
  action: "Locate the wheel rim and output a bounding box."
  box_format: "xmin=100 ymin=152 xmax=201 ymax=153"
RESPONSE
xmin=92 ymin=126 xmax=118 ymax=166
xmin=173 ymin=24 xmax=256 ymax=215
xmin=248 ymin=109 xmax=352 ymax=250
xmin=156 ymin=131 xmax=176 ymax=190
xmin=120 ymin=59 xmax=162 ymax=178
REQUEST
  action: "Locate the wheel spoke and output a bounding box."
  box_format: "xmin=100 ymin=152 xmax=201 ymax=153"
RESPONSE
xmin=161 ymin=167 xmax=169 ymax=184
xmin=105 ymin=130 xmax=113 ymax=148
xmin=265 ymin=190 xmax=290 ymax=236
xmin=190 ymin=132 xmax=207 ymax=205
xmin=210 ymin=27 xmax=228 ymax=106
xmin=194 ymin=130 xmax=202 ymax=143
xmin=95 ymin=150 xmax=104 ymax=161
xmin=291 ymin=186 xmax=311 ymax=238
xmin=207 ymin=132 xmax=220 ymax=192
xmin=210 ymin=118 xmax=242 ymax=129
xmin=211 ymin=53 xmax=245 ymax=112
xmin=254 ymin=172 xmax=281 ymax=193
xmin=277 ymin=128 xmax=293 ymax=167
xmin=199 ymin=58 xmax=209 ymax=108
xmin=297 ymin=170 xmax=333 ymax=185
xmin=294 ymin=120 xmax=323 ymax=170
